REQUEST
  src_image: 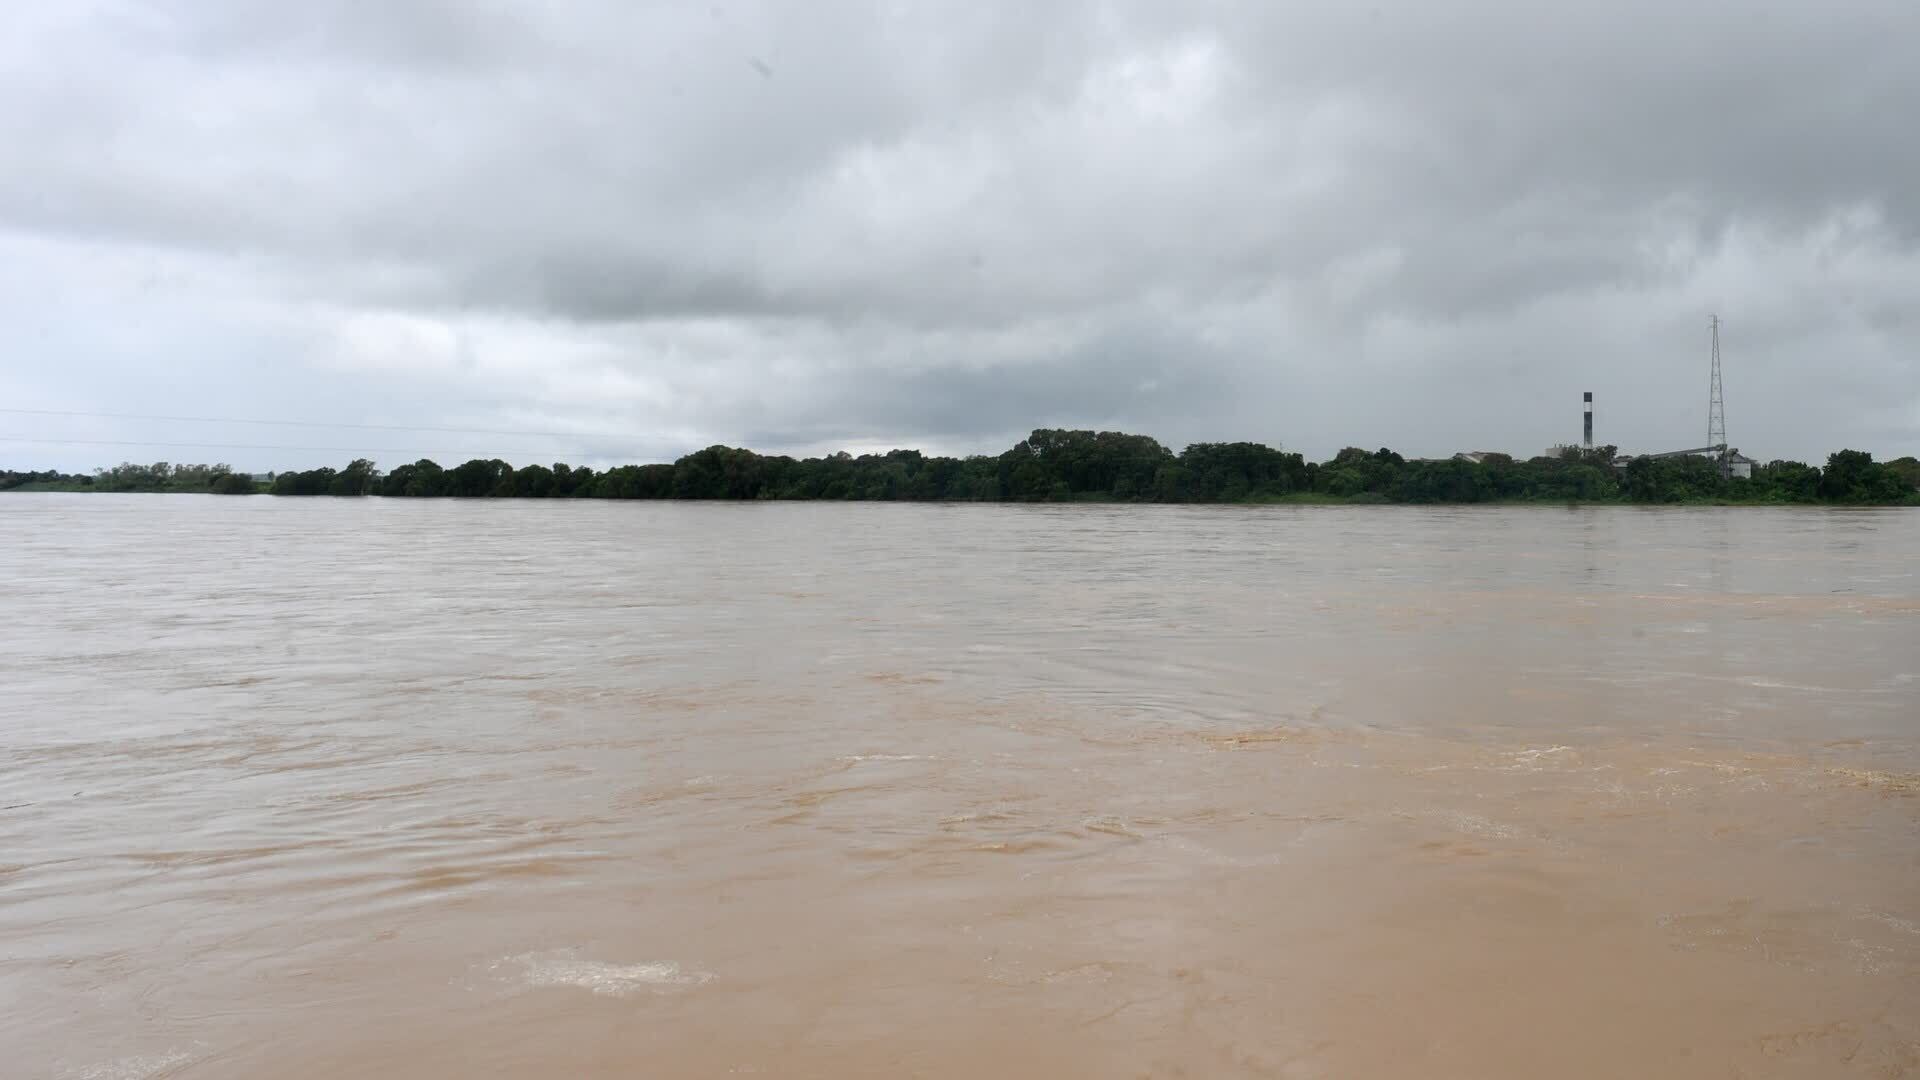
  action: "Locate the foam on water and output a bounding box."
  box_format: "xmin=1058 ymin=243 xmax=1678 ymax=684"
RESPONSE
xmin=61 ymin=1051 xmax=193 ymax=1080
xmin=497 ymin=949 xmax=712 ymax=997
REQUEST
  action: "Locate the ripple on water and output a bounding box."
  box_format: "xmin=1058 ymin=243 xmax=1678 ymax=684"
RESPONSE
xmin=4 ymin=501 xmax=1916 ymax=1079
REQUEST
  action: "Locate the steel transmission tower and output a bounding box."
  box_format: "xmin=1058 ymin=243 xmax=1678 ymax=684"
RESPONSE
xmin=1707 ymin=314 xmax=1727 ymax=476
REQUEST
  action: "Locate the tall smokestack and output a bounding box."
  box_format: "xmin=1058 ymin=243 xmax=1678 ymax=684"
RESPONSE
xmin=1583 ymin=392 xmax=1593 ymax=449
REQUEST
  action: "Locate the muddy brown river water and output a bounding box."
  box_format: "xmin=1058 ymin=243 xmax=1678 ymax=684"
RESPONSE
xmin=1 ymin=496 xmax=1916 ymax=1078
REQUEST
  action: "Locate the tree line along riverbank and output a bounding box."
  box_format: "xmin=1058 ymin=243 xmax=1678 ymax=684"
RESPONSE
xmin=6 ymin=430 xmax=1919 ymax=505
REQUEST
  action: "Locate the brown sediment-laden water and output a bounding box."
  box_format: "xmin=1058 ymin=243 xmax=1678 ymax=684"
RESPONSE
xmin=2 ymin=496 xmax=1915 ymax=1078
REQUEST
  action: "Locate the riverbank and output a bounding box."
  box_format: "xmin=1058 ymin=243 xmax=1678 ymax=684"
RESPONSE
xmin=8 ymin=428 xmax=1919 ymax=505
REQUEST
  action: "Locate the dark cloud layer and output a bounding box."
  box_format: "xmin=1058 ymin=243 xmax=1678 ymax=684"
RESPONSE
xmin=3 ymin=1 xmax=1916 ymax=469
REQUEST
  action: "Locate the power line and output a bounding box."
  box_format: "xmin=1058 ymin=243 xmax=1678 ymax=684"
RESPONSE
xmin=0 ymin=407 xmax=592 ymax=439
xmin=0 ymin=436 xmax=589 ymax=459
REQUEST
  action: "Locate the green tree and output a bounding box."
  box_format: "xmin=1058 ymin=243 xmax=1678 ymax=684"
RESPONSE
xmin=327 ymin=459 xmax=377 ymax=496
xmin=380 ymin=459 xmax=446 ymax=497
xmin=271 ymin=467 xmax=337 ymax=496
xmin=1397 ymin=459 xmax=1492 ymax=503
xmin=1621 ymin=455 xmax=1719 ymax=502
xmin=209 ymin=471 xmax=257 ymax=495
xmin=1756 ymin=460 xmax=1820 ymax=503
xmin=1885 ymin=456 xmax=1920 ymax=493
xmin=445 ymin=458 xmax=512 ymax=497
xmin=508 ymin=464 xmax=555 ymax=498
xmin=551 ymin=462 xmax=602 ymax=497
xmin=1178 ymin=442 xmax=1308 ymax=501
xmin=671 ymin=446 xmax=766 ymax=499
xmin=1819 ymin=450 xmax=1905 ymax=504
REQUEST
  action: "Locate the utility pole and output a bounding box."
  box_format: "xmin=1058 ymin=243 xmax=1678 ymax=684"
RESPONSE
xmin=1707 ymin=314 xmax=1728 ymax=478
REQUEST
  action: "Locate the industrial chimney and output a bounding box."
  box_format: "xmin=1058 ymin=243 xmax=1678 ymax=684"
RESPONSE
xmin=1583 ymin=392 xmax=1593 ymax=449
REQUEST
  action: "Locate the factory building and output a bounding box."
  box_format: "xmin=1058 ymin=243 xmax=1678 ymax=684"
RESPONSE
xmin=1558 ymin=356 xmax=1759 ymax=480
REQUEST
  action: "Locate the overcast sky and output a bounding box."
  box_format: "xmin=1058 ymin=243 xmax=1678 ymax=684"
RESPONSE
xmin=4 ymin=1 xmax=1917 ymax=471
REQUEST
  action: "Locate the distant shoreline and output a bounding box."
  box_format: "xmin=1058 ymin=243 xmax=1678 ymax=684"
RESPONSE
xmin=8 ymin=487 xmax=1918 ymax=508
xmin=7 ymin=428 xmax=1918 ymax=506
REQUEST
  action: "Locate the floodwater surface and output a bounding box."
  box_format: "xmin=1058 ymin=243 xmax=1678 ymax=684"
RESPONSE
xmin=1 ymin=496 xmax=1916 ymax=1078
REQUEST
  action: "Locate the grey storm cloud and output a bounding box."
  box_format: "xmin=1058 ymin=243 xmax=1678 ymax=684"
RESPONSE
xmin=2 ymin=0 xmax=1917 ymax=470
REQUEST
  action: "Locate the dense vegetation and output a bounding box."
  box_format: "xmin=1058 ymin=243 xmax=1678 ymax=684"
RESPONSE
xmin=0 ymin=468 xmax=93 ymax=491
xmin=1 ymin=462 xmax=260 ymax=494
xmin=8 ymin=433 xmax=1918 ymax=504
